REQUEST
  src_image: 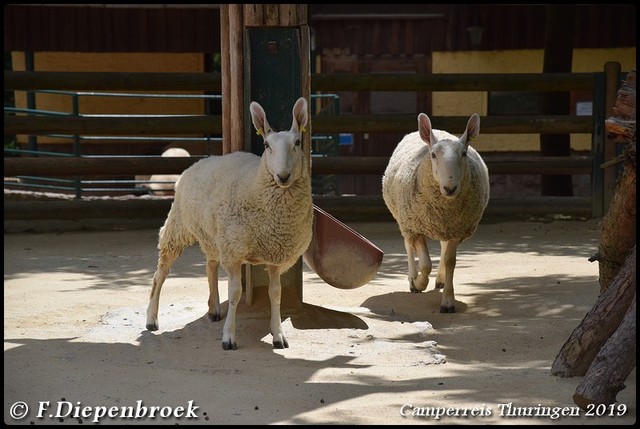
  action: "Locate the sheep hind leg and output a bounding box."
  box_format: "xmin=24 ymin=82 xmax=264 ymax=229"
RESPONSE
xmin=206 ymin=259 xmax=221 ymax=322
xmin=146 ymin=248 xmax=180 ymax=331
xmin=438 ymin=240 xmax=459 ymax=313
xmin=409 ymin=235 xmax=431 ymax=293
xmin=404 ymin=238 xmax=419 ymax=292
xmin=267 ymin=265 xmax=288 ymax=349
xmin=221 ymin=262 xmax=243 ymax=350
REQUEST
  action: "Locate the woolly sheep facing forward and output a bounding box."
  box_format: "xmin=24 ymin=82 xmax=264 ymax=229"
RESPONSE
xmin=146 ymin=97 xmax=313 ymax=350
xmin=382 ymin=113 xmax=489 ymax=313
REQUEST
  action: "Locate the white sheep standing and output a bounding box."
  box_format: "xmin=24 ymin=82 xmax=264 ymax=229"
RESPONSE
xmin=146 ymin=97 xmax=313 ymax=350
xmin=140 ymin=147 xmax=191 ymax=196
xmin=382 ymin=113 xmax=489 ymax=313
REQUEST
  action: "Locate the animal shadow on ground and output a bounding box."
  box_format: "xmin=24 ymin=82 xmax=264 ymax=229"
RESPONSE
xmin=236 ymin=284 xmax=370 ymax=331
xmin=139 ymin=283 xmax=369 ymax=352
xmin=362 ymin=290 xmax=469 ymax=322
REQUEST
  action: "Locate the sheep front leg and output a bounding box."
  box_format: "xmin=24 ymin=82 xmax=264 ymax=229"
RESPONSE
xmin=206 ymin=259 xmax=221 ymax=322
xmin=267 ymin=265 xmax=288 ymax=349
xmin=438 ymin=239 xmax=459 ymax=313
xmin=222 ymin=262 xmax=243 ymax=350
xmin=407 ymin=236 xmax=431 ymax=293
xmin=434 ymin=241 xmax=447 ymax=290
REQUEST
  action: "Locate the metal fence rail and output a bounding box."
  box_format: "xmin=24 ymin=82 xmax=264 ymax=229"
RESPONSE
xmin=5 ymin=90 xmax=223 ymax=198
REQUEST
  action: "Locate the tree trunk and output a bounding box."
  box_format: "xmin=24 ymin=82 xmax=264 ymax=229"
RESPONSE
xmin=573 ymin=293 xmax=636 ymax=409
xmin=598 ymin=68 xmax=637 ymax=292
xmin=597 ymin=158 xmax=636 ymax=291
xmin=551 ymin=246 xmax=636 ymax=377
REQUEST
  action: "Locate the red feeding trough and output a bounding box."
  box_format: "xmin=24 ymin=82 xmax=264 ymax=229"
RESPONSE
xmin=303 ymin=205 xmax=384 ymax=289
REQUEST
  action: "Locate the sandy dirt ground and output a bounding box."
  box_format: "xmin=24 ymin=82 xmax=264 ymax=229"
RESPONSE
xmin=4 ymin=216 xmax=636 ymax=425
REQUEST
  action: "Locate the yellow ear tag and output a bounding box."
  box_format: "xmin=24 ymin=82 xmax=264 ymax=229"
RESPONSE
xmin=256 ymin=128 xmax=263 ymax=137
xmin=300 ymin=124 xmax=307 ymax=133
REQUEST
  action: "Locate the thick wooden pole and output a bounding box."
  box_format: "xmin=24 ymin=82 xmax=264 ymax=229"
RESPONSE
xmin=221 ymin=4 xmax=245 ymax=154
xmin=220 ymin=5 xmax=231 ymax=154
xmin=540 ymin=4 xmax=575 ymax=196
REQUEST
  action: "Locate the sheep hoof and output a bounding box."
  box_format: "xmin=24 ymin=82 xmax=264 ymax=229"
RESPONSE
xmin=222 ymin=341 xmax=237 ymax=351
xmin=439 ymin=305 xmax=456 ymax=314
xmin=435 ymin=282 xmax=444 ymax=289
xmin=273 ymin=339 xmax=289 ymax=349
xmin=208 ymin=312 xmax=221 ymax=322
xmin=409 ymin=278 xmax=421 ymax=293
xmin=146 ymin=323 xmax=159 ymax=331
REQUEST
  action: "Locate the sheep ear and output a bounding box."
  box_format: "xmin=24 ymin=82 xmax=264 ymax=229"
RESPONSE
xmin=250 ymin=101 xmax=272 ymax=138
xmin=418 ymin=113 xmax=434 ymax=148
xmin=291 ymin=97 xmax=308 ymax=133
xmin=460 ymin=113 xmax=480 ymax=147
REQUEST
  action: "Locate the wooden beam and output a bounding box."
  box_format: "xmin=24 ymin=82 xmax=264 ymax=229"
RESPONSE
xmin=3 ymin=114 xmax=590 ymax=136
xmin=311 ymin=73 xmax=595 ymax=92
xmin=4 ymin=115 xmax=221 ymax=136
xmin=4 ymin=155 xmax=593 ymax=177
xmin=4 ymin=71 xmax=222 ymax=91
xmin=3 ymin=195 xmax=593 ymax=221
xmin=312 ymin=115 xmax=592 ymax=134
xmin=4 ymin=156 xmax=200 ymax=176
xmin=4 ymin=71 xmax=595 ymax=93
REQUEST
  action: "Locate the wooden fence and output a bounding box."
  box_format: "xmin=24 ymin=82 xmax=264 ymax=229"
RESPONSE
xmin=3 ymin=63 xmax=623 ymax=221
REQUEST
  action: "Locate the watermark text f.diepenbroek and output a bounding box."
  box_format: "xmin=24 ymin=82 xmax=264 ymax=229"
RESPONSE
xmin=9 ymin=400 xmax=199 ymax=423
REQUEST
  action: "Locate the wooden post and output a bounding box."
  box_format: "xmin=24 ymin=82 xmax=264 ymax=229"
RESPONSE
xmin=220 ymin=4 xmax=245 ymax=154
xmin=540 ymin=4 xmax=575 ymax=197
xmin=220 ymin=4 xmax=310 ymax=305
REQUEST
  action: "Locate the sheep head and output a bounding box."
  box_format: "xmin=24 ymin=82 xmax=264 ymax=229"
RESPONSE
xmin=418 ymin=112 xmax=480 ymax=198
xmin=250 ymin=97 xmax=309 ymax=189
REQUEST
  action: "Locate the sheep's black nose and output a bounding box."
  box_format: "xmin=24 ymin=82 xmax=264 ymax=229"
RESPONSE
xmin=444 ymin=185 xmax=457 ymax=196
xmin=277 ymin=173 xmax=291 ymax=183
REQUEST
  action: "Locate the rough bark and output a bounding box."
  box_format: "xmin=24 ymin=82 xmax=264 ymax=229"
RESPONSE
xmin=573 ymin=293 xmax=636 ymax=409
xmin=551 ymin=246 xmax=636 ymax=377
xmin=597 ymin=152 xmax=636 ymax=292
xmin=598 ymin=69 xmax=636 ymax=292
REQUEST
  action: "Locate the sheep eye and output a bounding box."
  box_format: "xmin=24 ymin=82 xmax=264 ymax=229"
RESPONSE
xmin=462 ymin=151 xmax=467 ymax=157
xmin=430 ymin=152 xmax=436 ymax=159
xmin=263 ymin=142 xmax=270 ymax=150
xmin=294 ymin=139 xmax=301 ymax=147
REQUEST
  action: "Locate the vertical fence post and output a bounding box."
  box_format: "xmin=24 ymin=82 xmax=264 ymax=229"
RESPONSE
xmin=25 ymin=52 xmax=38 ymax=154
xmin=220 ymin=4 xmax=245 ymax=155
xmin=72 ymin=92 xmax=82 ymax=199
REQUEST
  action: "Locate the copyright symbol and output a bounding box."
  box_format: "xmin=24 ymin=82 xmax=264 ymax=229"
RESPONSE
xmin=9 ymin=401 xmax=29 ymax=420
